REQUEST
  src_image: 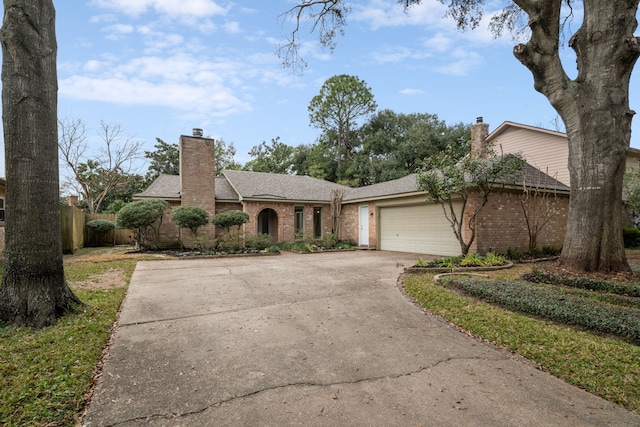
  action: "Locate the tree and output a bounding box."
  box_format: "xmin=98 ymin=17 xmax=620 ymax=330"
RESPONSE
xmin=520 ymin=168 xmax=562 ymax=251
xmin=291 ymin=143 xmax=339 ymax=182
xmin=0 ymin=0 xmax=81 ymax=328
xmin=308 ymin=74 xmax=377 ymax=168
xmin=282 ymin=0 xmax=640 ymax=273
xmin=212 ymin=210 xmax=250 ymax=233
xmin=145 ymin=138 xmax=179 ymax=183
xmin=171 ymin=205 xmax=209 ymax=243
xmin=243 ymin=137 xmax=295 ymax=174
xmin=59 ymin=118 xmax=143 ymax=213
xmin=116 ymin=198 xmax=168 ymax=250
xmin=355 ymin=110 xmax=470 ymax=185
xmin=215 ymin=138 xmax=242 ymax=173
xmin=417 ymin=147 xmax=525 ymax=255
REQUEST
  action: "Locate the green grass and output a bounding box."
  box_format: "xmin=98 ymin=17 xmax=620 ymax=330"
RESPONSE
xmin=0 ymin=256 xmax=139 ymax=426
xmin=403 ymin=273 xmax=640 ymax=413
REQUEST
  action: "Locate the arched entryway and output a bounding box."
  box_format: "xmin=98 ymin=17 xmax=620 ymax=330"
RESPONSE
xmin=257 ymin=208 xmax=279 ymax=241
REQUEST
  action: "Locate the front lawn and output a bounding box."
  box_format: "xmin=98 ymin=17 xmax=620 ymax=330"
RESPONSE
xmin=403 ymin=260 xmax=640 ymax=413
xmin=0 ymin=249 xmax=144 ymax=426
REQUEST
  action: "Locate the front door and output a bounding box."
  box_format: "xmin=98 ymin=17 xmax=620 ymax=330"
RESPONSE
xmin=358 ymin=205 xmax=369 ymax=246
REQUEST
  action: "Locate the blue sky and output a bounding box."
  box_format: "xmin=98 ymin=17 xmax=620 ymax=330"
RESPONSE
xmin=4 ymin=1 xmax=640 ymax=177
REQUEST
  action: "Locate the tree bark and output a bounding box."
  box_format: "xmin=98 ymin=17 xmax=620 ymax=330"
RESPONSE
xmin=0 ymin=0 xmax=81 ymax=328
xmin=514 ymin=0 xmax=640 ymax=272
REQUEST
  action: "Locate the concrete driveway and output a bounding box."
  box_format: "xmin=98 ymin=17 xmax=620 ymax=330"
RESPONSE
xmin=83 ymin=251 xmax=639 ymax=426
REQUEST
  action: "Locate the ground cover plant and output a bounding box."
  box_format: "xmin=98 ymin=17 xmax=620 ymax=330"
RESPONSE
xmin=0 ymin=248 xmax=147 ymax=426
xmin=403 ymin=260 xmax=640 ymax=413
xmin=414 ymin=252 xmax=506 ymax=270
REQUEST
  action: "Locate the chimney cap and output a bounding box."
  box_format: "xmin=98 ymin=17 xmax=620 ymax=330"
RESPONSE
xmin=476 ymin=116 xmax=483 ymax=124
xmin=192 ymin=128 xmax=203 ymax=137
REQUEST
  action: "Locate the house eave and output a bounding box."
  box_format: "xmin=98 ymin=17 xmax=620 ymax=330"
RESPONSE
xmin=344 ymin=191 xmax=426 ymax=204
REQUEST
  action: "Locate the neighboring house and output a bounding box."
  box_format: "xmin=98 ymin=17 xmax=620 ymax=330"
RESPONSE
xmin=136 ymin=119 xmax=578 ymax=256
xmin=486 ymin=120 xmax=640 ymax=187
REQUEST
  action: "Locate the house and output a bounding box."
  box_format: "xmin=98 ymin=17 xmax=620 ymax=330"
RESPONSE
xmin=136 ymin=119 xmax=581 ymax=256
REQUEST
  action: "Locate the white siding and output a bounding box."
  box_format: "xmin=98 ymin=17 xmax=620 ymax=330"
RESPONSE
xmin=491 ymin=127 xmax=570 ymax=186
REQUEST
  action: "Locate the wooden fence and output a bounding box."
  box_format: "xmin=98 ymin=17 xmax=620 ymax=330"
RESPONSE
xmin=60 ymin=207 xmax=134 ymax=253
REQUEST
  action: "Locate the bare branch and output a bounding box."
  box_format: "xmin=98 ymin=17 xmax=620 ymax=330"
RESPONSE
xmin=277 ymin=0 xmax=350 ymax=72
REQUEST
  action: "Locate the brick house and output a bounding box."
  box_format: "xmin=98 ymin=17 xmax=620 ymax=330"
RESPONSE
xmin=136 ymin=119 xmax=585 ymax=256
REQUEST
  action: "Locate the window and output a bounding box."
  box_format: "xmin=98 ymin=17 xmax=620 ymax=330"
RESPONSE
xmin=294 ymin=206 xmax=304 ymax=239
xmin=313 ymin=207 xmax=322 ymax=239
xmin=0 ymin=197 xmax=4 ymax=221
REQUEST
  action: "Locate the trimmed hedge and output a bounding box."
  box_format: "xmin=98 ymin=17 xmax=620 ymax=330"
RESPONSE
xmin=523 ymin=269 xmax=640 ymax=298
xmin=439 ymin=278 xmax=640 ymax=343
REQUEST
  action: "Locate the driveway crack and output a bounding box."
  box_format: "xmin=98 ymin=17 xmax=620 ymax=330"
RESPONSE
xmin=101 ymin=355 xmax=507 ymax=426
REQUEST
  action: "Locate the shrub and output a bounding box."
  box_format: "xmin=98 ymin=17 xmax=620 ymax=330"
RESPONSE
xmin=215 ymin=230 xmax=244 ymax=253
xmin=461 ymin=253 xmax=483 ymax=267
xmin=505 ymin=248 xmax=525 ymax=260
xmin=86 ymin=219 xmax=115 ymax=234
xmin=483 ymin=252 xmax=506 ymax=266
xmin=212 ymin=210 xmax=249 ymax=232
xmin=171 ymin=206 xmax=209 ymax=236
xmin=246 ymin=233 xmax=274 ymax=250
xmin=86 ymin=219 xmax=116 ymax=246
xmin=321 ymin=233 xmax=338 ymax=249
xmin=116 ymin=198 xmax=168 ymax=249
xmin=623 ymin=227 xmax=640 ymax=248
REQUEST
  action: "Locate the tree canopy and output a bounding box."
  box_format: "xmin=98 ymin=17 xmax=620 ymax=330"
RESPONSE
xmin=282 ymin=0 xmax=640 ymax=272
xmin=309 ymin=74 xmax=377 ymax=166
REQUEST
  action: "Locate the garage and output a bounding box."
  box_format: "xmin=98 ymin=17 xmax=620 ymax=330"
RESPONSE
xmin=379 ymin=202 xmax=462 ymax=256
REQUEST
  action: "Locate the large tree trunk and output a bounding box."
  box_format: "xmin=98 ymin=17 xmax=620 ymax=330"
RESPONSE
xmin=0 ymin=0 xmax=81 ymax=328
xmin=514 ymin=0 xmax=640 ymax=272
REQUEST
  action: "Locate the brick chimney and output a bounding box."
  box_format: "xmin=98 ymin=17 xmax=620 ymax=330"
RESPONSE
xmin=179 ymin=129 xmax=216 ymax=241
xmin=470 ymin=116 xmax=490 ymax=157
xmin=67 ymin=195 xmax=78 ymax=206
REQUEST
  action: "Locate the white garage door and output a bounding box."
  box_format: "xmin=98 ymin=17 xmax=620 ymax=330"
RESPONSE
xmin=379 ymin=203 xmax=462 ymax=256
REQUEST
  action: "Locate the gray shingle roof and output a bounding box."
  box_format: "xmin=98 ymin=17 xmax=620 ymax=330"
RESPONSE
xmin=135 ymin=163 xmax=569 ymax=204
xmin=222 ymin=170 xmax=350 ymax=202
xmin=136 ymin=174 xmax=180 ymax=199
xmin=214 ymin=176 xmax=240 ymax=200
xmin=344 ymin=174 xmax=421 ymax=201
xmin=134 ymin=174 xmax=240 ymax=201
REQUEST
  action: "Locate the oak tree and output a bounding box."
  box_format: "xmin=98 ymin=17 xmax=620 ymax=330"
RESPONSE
xmin=0 ymin=0 xmax=81 ymax=328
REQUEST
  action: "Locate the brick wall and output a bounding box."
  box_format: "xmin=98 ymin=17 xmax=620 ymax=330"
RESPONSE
xmin=473 ymin=189 xmax=569 ymax=254
xmin=241 ymin=201 xmax=334 ymax=243
xmin=339 ymin=202 xmax=377 ymax=246
xmin=340 ymin=204 xmax=358 ymax=242
xmin=155 ymin=201 xmax=181 ymax=248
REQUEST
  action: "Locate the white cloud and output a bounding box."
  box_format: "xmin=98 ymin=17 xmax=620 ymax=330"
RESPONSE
xmin=352 ymin=0 xmax=450 ymax=31
xmin=370 ymin=45 xmax=431 ymax=64
xmin=400 ymin=88 xmax=424 ymax=95
xmin=91 ymin=0 xmax=229 ymax=18
xmin=434 ymin=49 xmax=483 ymax=76
xmin=59 ymin=50 xmax=299 ymax=122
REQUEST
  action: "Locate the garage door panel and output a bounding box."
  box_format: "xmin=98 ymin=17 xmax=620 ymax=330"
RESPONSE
xmin=379 ymin=203 xmax=462 ymax=256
